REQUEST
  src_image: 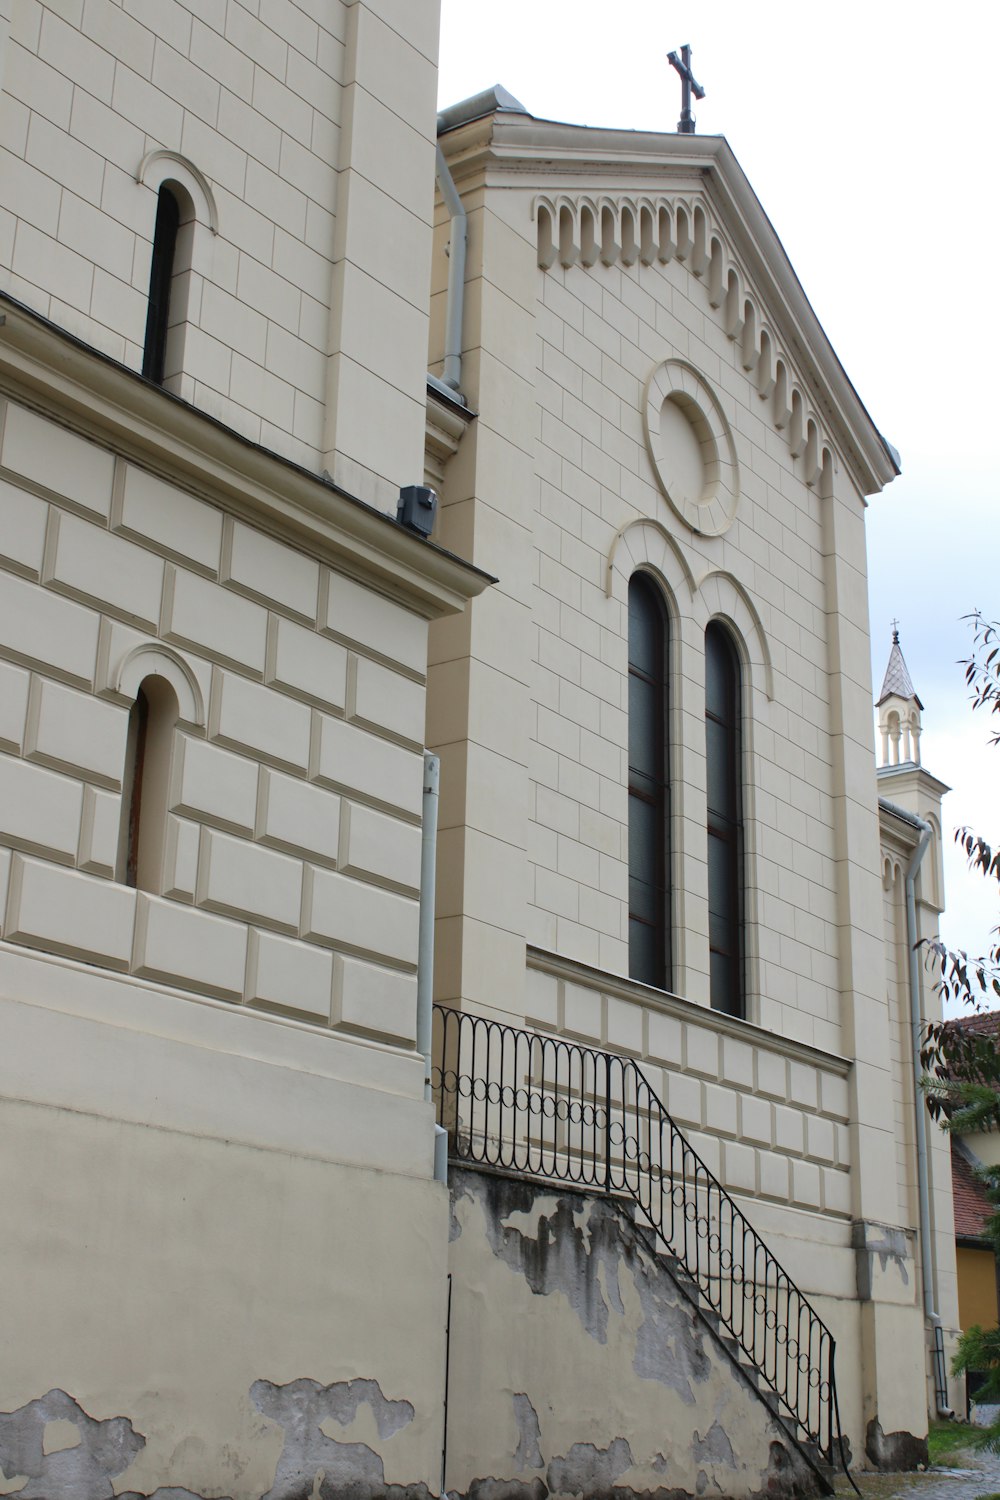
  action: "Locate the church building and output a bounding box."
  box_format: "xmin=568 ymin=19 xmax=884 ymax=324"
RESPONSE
xmin=0 ymin=5 xmax=958 ymax=1497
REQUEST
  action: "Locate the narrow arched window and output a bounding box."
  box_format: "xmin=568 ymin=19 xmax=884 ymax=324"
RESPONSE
xmin=142 ymin=185 xmax=182 ymax=384
xmin=118 ymin=676 xmax=179 ymax=892
xmin=628 ymin=574 xmax=671 ymax=989
xmin=705 ymin=622 xmax=744 ymax=1017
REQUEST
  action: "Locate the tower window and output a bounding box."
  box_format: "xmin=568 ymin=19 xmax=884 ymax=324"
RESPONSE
xmin=705 ymin=622 xmax=744 ymax=1016
xmin=142 ymin=185 xmax=182 ymax=386
xmin=628 ymin=574 xmax=671 ymax=989
xmin=118 ymin=676 xmax=179 ymax=892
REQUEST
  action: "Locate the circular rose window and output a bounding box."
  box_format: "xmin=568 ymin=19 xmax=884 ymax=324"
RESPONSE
xmin=643 ymin=360 xmax=740 ymax=536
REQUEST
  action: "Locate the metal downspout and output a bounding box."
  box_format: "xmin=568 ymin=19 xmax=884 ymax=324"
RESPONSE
xmin=418 ymin=751 xmax=447 ymax=1183
xmin=882 ymin=795 xmax=953 ymax=1416
xmin=434 ymin=144 xmax=466 ymax=394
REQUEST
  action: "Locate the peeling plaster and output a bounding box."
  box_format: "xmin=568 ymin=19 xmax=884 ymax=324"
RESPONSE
xmin=451 ymin=1180 xmax=474 ymax=1243
xmin=463 ymin=1174 xmax=709 ymax=1403
xmin=447 ymin=1171 xmax=824 ymax=1500
xmin=466 ymin=1174 xmax=629 ymax=1344
xmin=513 ymin=1397 xmax=544 ymax=1471
xmin=547 ymin=1436 xmax=634 ymax=1495
xmin=630 ymin=1263 xmax=710 ymax=1401
xmin=465 ymin=1478 xmax=548 ymax=1500
xmin=0 ymin=1380 xmax=426 ymax=1500
xmin=691 ymin=1424 xmax=735 ymax=1470
xmin=864 ymin=1418 xmax=927 ymax=1472
xmin=0 ymin=1388 xmax=145 ymax=1500
xmin=251 ymin=1378 xmax=426 ymax=1500
xmin=852 ymin=1221 xmax=911 ymax=1300
xmin=120 ymin=1490 xmax=231 ymax=1499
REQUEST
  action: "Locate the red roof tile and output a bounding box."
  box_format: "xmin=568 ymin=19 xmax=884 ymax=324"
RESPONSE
xmin=952 ymin=1141 xmax=995 ymax=1241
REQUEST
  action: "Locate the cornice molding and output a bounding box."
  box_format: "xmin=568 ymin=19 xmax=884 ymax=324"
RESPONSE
xmin=0 ymin=296 xmax=494 ymax=620
xmin=526 ymin=946 xmax=852 ymax=1078
xmin=425 ymin=379 xmax=475 ymax=490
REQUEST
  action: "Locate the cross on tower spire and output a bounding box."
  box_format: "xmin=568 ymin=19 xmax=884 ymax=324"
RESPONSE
xmin=667 ymin=44 xmax=705 ymax=135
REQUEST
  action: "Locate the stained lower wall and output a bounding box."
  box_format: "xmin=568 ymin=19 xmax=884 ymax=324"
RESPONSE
xmin=0 ymin=948 xmax=452 ymax=1500
xmin=444 ymin=1167 xmax=821 ymax=1500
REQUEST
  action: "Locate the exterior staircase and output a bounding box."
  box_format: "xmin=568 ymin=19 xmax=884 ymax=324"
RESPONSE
xmin=433 ymin=1003 xmax=847 ymax=1494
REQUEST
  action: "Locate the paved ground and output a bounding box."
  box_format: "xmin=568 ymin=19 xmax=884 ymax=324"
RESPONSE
xmin=835 ymin=1443 xmax=1000 ymax=1500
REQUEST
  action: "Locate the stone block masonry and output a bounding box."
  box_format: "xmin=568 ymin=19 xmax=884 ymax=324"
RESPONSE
xmin=0 ymin=396 xmax=431 ymax=1045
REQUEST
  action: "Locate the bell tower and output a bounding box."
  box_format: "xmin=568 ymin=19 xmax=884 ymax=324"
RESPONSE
xmin=877 ymin=624 xmax=923 ymax=767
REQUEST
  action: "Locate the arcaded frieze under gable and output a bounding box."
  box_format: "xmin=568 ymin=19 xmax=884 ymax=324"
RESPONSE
xmin=438 ymin=112 xmax=899 ymax=502
xmin=534 ymin=189 xmax=834 ymax=495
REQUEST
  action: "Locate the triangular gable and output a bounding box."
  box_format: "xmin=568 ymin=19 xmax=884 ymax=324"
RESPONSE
xmin=439 ymin=104 xmax=899 ymax=501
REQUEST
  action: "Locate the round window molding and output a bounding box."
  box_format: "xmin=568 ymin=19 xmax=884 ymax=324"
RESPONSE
xmin=643 ymin=360 xmax=740 ymax=537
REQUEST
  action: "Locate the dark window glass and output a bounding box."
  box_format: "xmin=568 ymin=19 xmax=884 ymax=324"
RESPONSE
xmin=142 ymin=186 xmax=181 ymax=385
xmin=628 ymin=575 xmax=670 ymax=989
xmin=705 ymin=622 xmax=743 ymax=1016
xmin=123 ymin=687 xmax=150 ymax=888
xmin=117 ymin=676 xmax=179 ymax=893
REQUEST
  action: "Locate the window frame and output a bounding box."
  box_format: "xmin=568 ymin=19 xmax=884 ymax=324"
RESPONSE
xmin=705 ymin=620 xmax=745 ymax=1018
xmin=627 ymin=572 xmax=672 ymax=991
xmin=142 ymin=184 xmax=182 ymax=386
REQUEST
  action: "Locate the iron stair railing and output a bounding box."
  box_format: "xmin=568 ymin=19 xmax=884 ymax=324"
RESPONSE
xmin=432 ymin=1004 xmax=845 ymax=1469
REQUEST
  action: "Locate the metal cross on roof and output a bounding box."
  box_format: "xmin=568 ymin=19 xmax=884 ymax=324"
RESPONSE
xmin=667 ymin=44 xmax=705 ymax=135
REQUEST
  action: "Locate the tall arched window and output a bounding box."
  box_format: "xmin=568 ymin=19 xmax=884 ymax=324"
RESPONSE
xmin=705 ymin=622 xmax=744 ymax=1017
xmin=628 ymin=574 xmax=671 ymax=989
xmin=142 ymin=180 xmax=199 ymax=390
xmin=118 ymin=675 xmax=179 ymax=892
xmin=142 ymin=185 xmax=181 ymax=384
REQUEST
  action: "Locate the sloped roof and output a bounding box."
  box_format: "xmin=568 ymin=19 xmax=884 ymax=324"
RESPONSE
xmin=943 ymin=1011 xmax=1000 ymax=1044
xmin=952 ymin=1141 xmax=994 ymax=1241
xmin=877 ymin=633 xmax=922 ymax=708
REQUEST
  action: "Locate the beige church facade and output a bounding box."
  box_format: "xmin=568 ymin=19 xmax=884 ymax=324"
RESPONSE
xmin=0 ymin=4 xmax=958 ymax=1497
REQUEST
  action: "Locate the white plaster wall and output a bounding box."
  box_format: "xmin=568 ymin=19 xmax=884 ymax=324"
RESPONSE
xmin=0 ymin=1088 xmax=449 ymax=1498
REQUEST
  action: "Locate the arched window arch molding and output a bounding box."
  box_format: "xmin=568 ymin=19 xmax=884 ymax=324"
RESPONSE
xmin=137 ymin=150 xmax=219 ymax=234
xmin=918 ymin=810 xmax=944 ymax=910
xmin=605 ymin=517 xmax=696 ymax=603
xmin=136 ymin=151 xmax=218 ymax=394
xmin=694 ymin=570 xmax=774 ymax=704
xmin=116 ymin=644 xmax=206 ymax=730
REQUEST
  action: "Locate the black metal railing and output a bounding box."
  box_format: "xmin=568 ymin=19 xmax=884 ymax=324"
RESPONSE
xmin=432 ymin=1004 xmax=841 ymax=1466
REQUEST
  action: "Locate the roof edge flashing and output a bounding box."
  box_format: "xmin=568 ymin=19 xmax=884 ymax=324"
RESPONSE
xmin=438 ymin=85 xmax=529 ymax=137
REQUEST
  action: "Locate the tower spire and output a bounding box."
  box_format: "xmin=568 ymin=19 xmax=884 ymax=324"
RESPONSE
xmin=877 ymin=624 xmax=923 ymax=767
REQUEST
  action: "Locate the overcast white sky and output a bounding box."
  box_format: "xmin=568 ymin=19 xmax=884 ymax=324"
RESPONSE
xmin=439 ymin=0 xmax=1000 ymax=1007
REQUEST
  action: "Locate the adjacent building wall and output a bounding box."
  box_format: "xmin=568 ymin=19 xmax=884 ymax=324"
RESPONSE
xmin=0 ymin=0 xmax=438 ymax=507
xmin=0 ymin=293 xmax=486 ymax=1494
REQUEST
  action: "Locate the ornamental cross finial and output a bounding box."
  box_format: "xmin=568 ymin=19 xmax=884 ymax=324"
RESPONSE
xmin=891 ymin=618 xmax=900 ymax=644
xmin=667 ymin=44 xmax=705 ymax=135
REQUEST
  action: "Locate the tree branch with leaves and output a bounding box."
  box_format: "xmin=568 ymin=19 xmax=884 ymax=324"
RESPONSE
xmin=920 ymin=613 xmax=1000 ymax=1441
